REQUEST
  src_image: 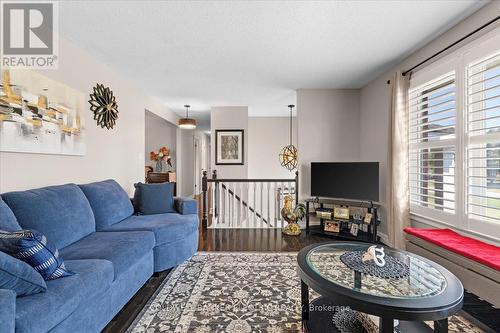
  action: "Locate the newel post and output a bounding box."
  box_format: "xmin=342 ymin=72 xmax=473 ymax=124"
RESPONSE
xmin=295 ymin=170 xmax=299 ymax=204
xmin=212 ymin=170 xmax=218 ymax=218
xmin=201 ymin=170 xmax=208 ymax=229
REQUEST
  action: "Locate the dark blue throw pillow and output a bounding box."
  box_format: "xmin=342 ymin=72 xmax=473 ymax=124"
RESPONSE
xmin=133 ymin=182 xmax=175 ymax=215
xmin=0 ymin=230 xmax=73 ymax=281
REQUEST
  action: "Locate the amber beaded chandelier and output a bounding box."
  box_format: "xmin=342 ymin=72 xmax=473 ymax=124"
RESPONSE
xmin=279 ymin=105 xmax=298 ymax=171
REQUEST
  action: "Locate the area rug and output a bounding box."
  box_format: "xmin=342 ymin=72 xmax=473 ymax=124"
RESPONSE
xmin=128 ymin=252 xmax=484 ymax=333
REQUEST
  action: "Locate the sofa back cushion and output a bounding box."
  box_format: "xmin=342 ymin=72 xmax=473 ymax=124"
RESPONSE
xmin=79 ymin=179 xmax=134 ymax=230
xmin=0 ymin=197 xmax=21 ymax=231
xmin=2 ymin=184 xmax=95 ymax=249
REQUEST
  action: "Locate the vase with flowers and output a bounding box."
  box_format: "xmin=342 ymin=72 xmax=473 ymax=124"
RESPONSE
xmin=150 ymin=147 xmax=172 ymax=172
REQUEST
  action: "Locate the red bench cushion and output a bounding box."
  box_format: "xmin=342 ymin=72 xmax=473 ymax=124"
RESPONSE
xmin=404 ymin=227 xmax=500 ymax=271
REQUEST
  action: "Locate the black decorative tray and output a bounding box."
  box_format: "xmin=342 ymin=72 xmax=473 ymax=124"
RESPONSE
xmin=340 ymin=250 xmax=409 ymax=279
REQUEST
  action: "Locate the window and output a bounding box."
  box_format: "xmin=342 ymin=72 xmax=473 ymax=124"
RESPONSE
xmin=408 ymin=27 xmax=500 ymax=239
xmin=409 ymin=73 xmax=457 ymax=215
xmin=466 ymin=51 xmax=500 ymax=224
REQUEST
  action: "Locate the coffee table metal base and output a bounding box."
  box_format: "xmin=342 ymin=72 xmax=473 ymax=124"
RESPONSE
xmin=301 ymin=283 xmax=449 ymax=333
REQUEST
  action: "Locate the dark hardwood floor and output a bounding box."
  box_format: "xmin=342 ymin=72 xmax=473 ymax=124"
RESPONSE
xmin=103 ymin=225 xmax=498 ymax=333
xmin=198 ymin=227 xmax=333 ymax=252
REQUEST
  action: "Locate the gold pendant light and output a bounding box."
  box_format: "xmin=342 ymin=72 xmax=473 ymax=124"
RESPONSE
xmin=178 ymin=104 xmax=196 ymax=129
xmin=279 ymin=105 xmax=298 ymax=171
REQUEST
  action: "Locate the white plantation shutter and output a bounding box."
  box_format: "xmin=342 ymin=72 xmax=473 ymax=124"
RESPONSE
xmin=406 ymin=28 xmax=500 ymax=239
xmin=409 ymin=72 xmax=457 ymax=215
xmin=466 ymin=51 xmax=500 ymax=224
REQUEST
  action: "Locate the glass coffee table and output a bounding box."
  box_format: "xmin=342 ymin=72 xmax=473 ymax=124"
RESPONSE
xmin=297 ymin=242 xmax=464 ymax=333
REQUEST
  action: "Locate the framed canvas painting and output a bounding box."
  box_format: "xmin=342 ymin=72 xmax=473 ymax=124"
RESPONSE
xmin=0 ymin=69 xmax=86 ymax=155
xmin=215 ymin=129 xmax=244 ymax=165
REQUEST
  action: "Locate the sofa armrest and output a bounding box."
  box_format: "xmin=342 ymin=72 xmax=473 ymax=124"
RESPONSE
xmin=0 ymin=289 xmax=16 ymax=333
xmin=174 ymin=197 xmax=197 ymax=215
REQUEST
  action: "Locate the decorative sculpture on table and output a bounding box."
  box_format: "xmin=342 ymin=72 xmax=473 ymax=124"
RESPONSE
xmin=281 ymin=195 xmax=306 ymax=236
xmin=150 ymin=146 xmax=172 ymax=172
xmin=88 ymin=83 xmax=118 ymax=129
xmin=362 ymin=245 xmax=386 ymax=267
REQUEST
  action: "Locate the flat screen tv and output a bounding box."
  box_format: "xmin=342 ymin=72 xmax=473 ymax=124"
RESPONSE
xmin=311 ymin=162 xmax=379 ymax=202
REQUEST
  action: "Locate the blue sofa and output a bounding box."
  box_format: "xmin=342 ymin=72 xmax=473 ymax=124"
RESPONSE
xmin=0 ymin=180 xmax=198 ymax=333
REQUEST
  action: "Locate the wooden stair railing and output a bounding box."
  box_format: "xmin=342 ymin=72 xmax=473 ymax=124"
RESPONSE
xmin=220 ymin=183 xmax=269 ymax=225
xmin=202 ymin=170 xmax=298 ymax=229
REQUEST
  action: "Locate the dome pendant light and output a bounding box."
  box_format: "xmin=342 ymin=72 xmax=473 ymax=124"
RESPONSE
xmin=178 ymin=104 xmax=197 ymax=129
xmin=279 ymin=105 xmax=298 ymax=171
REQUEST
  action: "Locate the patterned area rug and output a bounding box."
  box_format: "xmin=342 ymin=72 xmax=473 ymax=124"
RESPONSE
xmin=128 ymin=252 xmax=484 ymax=333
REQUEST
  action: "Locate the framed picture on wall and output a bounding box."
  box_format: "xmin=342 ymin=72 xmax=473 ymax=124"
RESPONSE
xmin=215 ymin=129 xmax=244 ymax=165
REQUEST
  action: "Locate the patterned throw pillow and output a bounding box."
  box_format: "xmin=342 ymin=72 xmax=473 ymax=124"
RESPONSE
xmin=0 ymin=230 xmax=73 ymax=280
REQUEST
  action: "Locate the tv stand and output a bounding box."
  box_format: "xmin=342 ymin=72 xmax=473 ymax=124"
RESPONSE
xmin=304 ymin=197 xmax=380 ymax=244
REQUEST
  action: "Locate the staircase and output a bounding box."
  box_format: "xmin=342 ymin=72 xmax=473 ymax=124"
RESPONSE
xmin=201 ymin=170 xmax=298 ymax=229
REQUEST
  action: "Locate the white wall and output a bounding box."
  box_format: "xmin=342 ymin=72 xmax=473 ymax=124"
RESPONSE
xmin=145 ymin=110 xmax=177 ymax=171
xmin=359 ymin=1 xmax=500 ymax=238
xmin=297 ymin=89 xmax=361 ymax=199
xmin=210 ymin=106 xmax=248 ymax=179
xmin=248 ymin=117 xmax=297 ymax=179
xmin=0 ymin=37 xmax=178 ymax=195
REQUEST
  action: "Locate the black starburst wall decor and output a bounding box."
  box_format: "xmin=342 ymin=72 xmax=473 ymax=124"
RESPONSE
xmin=88 ymin=83 xmax=118 ymax=129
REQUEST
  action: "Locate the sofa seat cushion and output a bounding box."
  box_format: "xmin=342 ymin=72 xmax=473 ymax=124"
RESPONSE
xmin=2 ymin=184 xmax=95 ymax=249
xmin=103 ymin=213 xmax=198 ymax=246
xmin=0 ymin=197 xmax=21 ymax=231
xmin=404 ymin=227 xmax=500 ymax=271
xmin=79 ymin=180 xmax=134 ymax=230
xmin=15 ymin=259 xmax=113 ymax=333
xmin=60 ymin=231 xmax=155 ymax=278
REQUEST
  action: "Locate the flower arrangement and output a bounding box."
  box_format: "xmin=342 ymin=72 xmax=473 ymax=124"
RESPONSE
xmin=150 ymin=147 xmax=172 ymax=172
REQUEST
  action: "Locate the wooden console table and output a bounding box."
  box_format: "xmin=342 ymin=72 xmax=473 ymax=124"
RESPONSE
xmin=145 ymin=171 xmax=177 ymax=196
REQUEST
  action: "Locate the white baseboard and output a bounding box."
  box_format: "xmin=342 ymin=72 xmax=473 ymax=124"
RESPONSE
xmin=378 ymin=231 xmax=389 ymax=245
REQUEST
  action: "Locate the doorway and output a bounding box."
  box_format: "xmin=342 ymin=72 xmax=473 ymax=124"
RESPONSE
xmin=194 ymin=137 xmax=201 ymax=195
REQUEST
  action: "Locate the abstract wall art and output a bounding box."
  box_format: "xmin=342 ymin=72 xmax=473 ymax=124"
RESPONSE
xmin=0 ymin=69 xmax=86 ymax=155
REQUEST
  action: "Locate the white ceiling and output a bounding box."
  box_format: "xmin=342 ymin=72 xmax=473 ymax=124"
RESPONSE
xmin=59 ymin=0 xmax=487 ymax=120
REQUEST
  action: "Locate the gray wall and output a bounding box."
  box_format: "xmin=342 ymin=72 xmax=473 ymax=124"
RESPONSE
xmin=145 ymin=110 xmax=177 ymax=172
xmin=297 ymin=89 xmax=361 ymax=199
xmin=248 ymin=117 xmax=298 ymax=179
xmin=359 ymin=1 xmax=500 ymax=241
xmin=210 ymin=106 xmax=248 ymax=179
